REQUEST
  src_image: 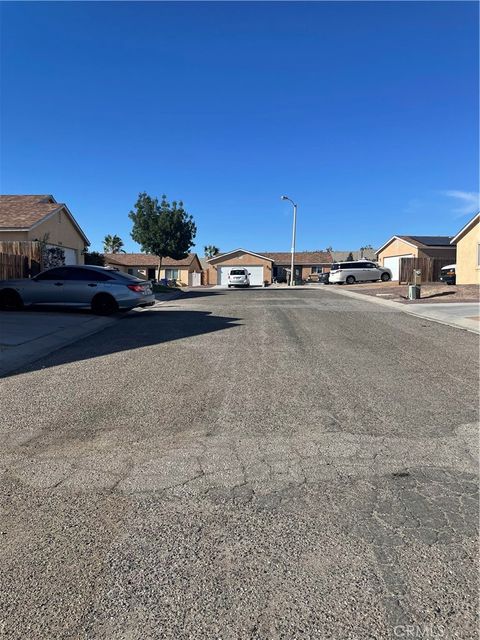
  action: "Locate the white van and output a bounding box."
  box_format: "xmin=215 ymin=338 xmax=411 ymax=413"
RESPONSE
xmin=329 ymin=261 xmax=392 ymax=285
xmin=227 ymin=268 xmax=250 ymax=288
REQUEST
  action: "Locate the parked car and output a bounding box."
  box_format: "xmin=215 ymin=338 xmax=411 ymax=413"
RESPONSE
xmin=318 ymin=272 xmax=330 ymax=284
xmin=227 ymin=268 xmax=250 ymax=288
xmin=439 ymin=264 xmax=456 ymax=285
xmin=329 ymin=261 xmax=392 ymax=285
xmin=0 ymin=265 xmax=155 ymax=314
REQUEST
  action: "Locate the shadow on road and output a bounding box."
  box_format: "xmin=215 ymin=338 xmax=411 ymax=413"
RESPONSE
xmin=7 ymin=308 xmax=240 ymax=377
xmin=176 ymin=289 xmax=225 ymax=300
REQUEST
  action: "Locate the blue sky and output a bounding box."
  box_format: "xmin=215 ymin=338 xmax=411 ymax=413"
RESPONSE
xmin=1 ymin=1 xmax=478 ymax=254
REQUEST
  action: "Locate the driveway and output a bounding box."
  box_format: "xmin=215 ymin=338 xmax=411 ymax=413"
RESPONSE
xmin=0 ymin=288 xmax=478 ymax=639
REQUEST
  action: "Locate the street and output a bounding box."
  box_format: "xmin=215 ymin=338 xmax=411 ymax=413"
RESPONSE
xmin=0 ymin=287 xmax=478 ymax=639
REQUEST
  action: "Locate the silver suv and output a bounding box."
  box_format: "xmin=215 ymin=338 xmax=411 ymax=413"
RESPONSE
xmin=227 ymin=268 xmax=250 ymax=288
xmin=329 ymin=260 xmax=392 ymax=285
xmin=0 ymin=265 xmax=155 ymax=314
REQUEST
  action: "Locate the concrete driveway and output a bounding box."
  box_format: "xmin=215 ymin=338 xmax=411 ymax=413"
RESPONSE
xmin=0 ymin=288 xmax=478 ymax=638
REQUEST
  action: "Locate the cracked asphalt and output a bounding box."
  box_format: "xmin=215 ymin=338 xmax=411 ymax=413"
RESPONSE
xmin=0 ymin=287 xmax=478 ymax=639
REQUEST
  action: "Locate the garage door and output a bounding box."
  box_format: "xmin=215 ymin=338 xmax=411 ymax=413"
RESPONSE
xmin=47 ymin=245 xmax=78 ymax=265
xmin=218 ymin=265 xmax=264 ymax=286
xmin=383 ymin=255 xmax=413 ymax=281
xmin=63 ymin=248 xmax=78 ymax=265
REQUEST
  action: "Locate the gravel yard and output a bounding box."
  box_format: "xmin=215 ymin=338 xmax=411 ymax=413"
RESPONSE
xmin=340 ymin=281 xmax=479 ymax=303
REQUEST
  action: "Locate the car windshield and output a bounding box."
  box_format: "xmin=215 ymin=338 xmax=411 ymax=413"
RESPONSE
xmin=230 ymin=270 xmax=246 ymax=275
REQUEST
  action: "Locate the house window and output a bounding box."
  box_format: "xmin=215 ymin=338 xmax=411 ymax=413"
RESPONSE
xmin=165 ymin=268 xmax=179 ymax=279
xmin=311 ymin=266 xmax=323 ymax=274
xmin=127 ymin=268 xmax=133 ymax=275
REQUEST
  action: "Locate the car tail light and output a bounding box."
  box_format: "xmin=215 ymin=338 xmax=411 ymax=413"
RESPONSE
xmin=127 ymin=284 xmax=144 ymax=292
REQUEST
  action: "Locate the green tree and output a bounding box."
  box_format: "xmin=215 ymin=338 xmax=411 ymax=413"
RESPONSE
xmin=129 ymin=193 xmax=197 ymax=275
xmin=103 ymin=234 xmax=125 ymax=253
xmin=204 ymin=245 xmax=220 ymax=258
xmin=84 ymin=251 xmax=105 ymax=266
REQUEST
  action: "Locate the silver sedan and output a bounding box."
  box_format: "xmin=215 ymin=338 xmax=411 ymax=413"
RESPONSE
xmin=0 ymin=265 xmax=155 ymax=314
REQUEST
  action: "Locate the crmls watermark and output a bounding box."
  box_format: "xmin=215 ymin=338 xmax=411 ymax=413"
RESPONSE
xmin=393 ymin=624 xmax=446 ymax=638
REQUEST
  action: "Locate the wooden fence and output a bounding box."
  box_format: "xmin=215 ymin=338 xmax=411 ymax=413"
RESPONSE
xmin=399 ymin=257 xmax=452 ymax=284
xmin=0 ymin=241 xmax=42 ymax=280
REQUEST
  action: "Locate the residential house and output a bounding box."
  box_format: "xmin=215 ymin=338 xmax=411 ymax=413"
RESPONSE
xmin=104 ymin=253 xmax=203 ymax=286
xmin=0 ymin=194 xmax=89 ymax=265
xmin=262 ymin=251 xmax=333 ymax=282
xmin=450 ymin=213 xmax=480 ymax=285
xmin=376 ymin=235 xmax=456 ymax=281
xmin=205 ymin=249 xmax=332 ymax=285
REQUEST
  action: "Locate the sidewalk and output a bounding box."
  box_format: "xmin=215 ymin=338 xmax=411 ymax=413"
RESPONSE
xmin=0 ymin=292 xmax=181 ymax=377
xmin=322 ymin=285 xmax=480 ymax=334
xmin=0 ymin=311 xmax=117 ymax=377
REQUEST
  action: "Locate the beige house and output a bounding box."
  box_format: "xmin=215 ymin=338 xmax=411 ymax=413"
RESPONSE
xmin=0 ymin=194 xmax=89 ymax=264
xmin=376 ymin=235 xmax=456 ymax=281
xmin=206 ymin=249 xmax=273 ymax=286
xmin=104 ymin=253 xmax=203 ymax=286
xmin=450 ymin=213 xmax=480 ymax=285
xmin=205 ymin=248 xmax=333 ymax=285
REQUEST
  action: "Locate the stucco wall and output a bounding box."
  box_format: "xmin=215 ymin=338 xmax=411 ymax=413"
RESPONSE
xmin=455 ymin=221 xmax=480 ymax=285
xmin=377 ymin=238 xmax=418 ymax=264
xmin=0 ymin=212 xmax=86 ymax=264
xmin=0 ymin=231 xmax=29 ymax=241
xmin=27 ymin=210 xmax=86 ymax=264
xmin=159 ymin=267 xmax=192 ymax=286
xmin=207 ymin=252 xmax=273 ymax=284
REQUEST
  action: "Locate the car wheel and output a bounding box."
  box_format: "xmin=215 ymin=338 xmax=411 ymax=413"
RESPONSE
xmin=346 ymin=276 xmax=355 ymax=285
xmin=0 ymin=289 xmax=23 ymax=310
xmin=91 ymin=293 xmax=118 ymax=315
xmin=381 ymin=272 xmax=391 ymax=282
xmin=227 ymin=285 xmax=231 ymax=288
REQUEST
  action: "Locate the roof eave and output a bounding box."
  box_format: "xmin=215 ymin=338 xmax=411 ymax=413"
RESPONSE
xmin=207 ymin=248 xmax=274 ymax=263
xmin=450 ymin=212 xmax=480 ymax=244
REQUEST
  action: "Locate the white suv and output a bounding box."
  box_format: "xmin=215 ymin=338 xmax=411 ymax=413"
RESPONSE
xmin=329 ymin=260 xmax=392 ymax=284
xmin=227 ymin=268 xmax=250 ymax=288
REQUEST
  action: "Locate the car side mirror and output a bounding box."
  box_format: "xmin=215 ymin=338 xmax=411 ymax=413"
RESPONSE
xmin=248 ymin=272 xmax=251 ymax=275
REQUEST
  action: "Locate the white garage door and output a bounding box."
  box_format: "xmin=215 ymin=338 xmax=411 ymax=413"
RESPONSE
xmin=383 ymin=255 xmax=413 ymax=281
xmin=46 ymin=245 xmax=78 ymax=265
xmin=218 ymin=265 xmax=264 ymax=286
xmin=63 ymin=248 xmax=78 ymax=265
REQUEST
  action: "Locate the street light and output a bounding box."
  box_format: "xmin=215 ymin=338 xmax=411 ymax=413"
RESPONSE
xmin=281 ymin=195 xmax=297 ymax=286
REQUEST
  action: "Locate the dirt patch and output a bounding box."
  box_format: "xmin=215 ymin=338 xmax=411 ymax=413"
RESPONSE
xmin=339 ymin=282 xmax=479 ymax=304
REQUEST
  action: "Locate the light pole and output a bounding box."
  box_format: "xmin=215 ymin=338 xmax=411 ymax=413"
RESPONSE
xmin=281 ymin=195 xmax=297 ymax=286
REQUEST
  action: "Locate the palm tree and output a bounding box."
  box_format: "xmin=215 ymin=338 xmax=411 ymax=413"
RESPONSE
xmin=103 ymin=234 xmax=125 ymax=253
xmin=204 ymin=245 xmax=220 ymax=258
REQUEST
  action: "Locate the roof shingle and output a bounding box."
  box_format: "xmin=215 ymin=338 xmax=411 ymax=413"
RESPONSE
xmin=0 ymin=195 xmax=60 ymax=229
xmin=104 ymin=253 xmax=197 ymax=267
xmin=261 ymin=251 xmax=332 ymax=264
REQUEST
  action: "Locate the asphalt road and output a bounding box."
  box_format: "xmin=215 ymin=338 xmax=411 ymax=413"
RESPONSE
xmin=0 ymin=287 xmax=478 ymax=639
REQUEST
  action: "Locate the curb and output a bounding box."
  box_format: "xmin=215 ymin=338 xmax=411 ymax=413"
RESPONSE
xmin=321 ymin=285 xmax=480 ymax=335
